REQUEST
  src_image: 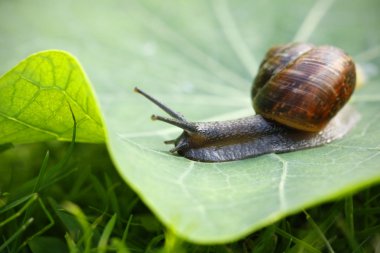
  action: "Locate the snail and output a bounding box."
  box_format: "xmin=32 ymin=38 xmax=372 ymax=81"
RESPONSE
xmin=135 ymin=42 xmax=359 ymax=162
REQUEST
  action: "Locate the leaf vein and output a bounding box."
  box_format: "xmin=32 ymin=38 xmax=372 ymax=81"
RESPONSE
xmin=132 ymin=1 xmax=249 ymax=90
xmin=0 ymin=111 xmax=60 ymax=138
xmin=212 ymin=0 xmax=258 ymax=75
xmin=293 ymin=0 xmax=336 ymax=42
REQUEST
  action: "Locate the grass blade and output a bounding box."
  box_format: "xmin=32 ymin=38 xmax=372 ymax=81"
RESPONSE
xmin=98 ymin=213 xmax=117 ymax=253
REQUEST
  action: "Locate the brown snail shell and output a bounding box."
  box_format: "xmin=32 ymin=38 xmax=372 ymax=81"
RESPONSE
xmin=252 ymin=43 xmax=356 ymax=132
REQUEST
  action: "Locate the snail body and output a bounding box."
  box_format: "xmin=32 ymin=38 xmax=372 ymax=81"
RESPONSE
xmin=135 ymin=43 xmax=358 ymax=162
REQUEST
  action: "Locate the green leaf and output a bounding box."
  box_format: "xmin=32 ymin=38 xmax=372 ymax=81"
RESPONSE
xmin=0 ymin=0 xmax=380 ymax=244
xmin=0 ymin=51 xmax=104 ymax=144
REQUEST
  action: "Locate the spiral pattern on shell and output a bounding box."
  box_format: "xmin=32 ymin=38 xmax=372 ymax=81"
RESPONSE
xmin=252 ymin=43 xmax=356 ymax=132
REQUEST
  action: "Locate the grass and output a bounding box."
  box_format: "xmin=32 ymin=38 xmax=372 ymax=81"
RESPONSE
xmin=0 ymin=139 xmax=379 ymax=252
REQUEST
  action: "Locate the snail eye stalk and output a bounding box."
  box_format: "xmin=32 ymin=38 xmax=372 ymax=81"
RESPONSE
xmin=134 ymin=87 xmax=186 ymax=121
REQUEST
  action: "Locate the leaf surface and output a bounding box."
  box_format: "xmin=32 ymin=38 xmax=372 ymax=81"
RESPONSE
xmin=0 ymin=0 xmax=379 ymax=243
xmin=0 ymin=51 xmax=104 ymax=143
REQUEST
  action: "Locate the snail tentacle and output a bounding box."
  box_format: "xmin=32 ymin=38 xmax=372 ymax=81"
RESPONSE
xmin=151 ymin=114 xmax=197 ymax=133
xmin=134 ymin=87 xmax=186 ymax=121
